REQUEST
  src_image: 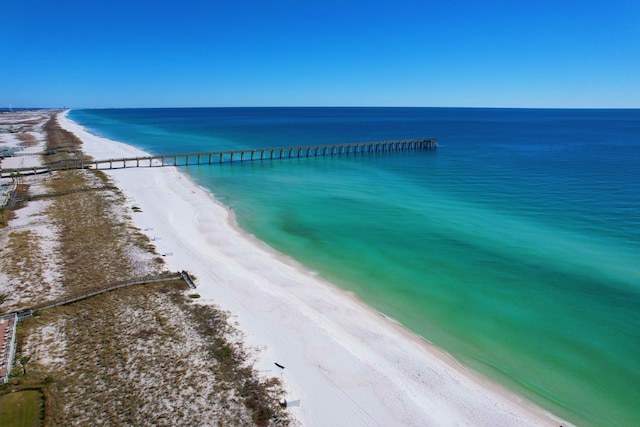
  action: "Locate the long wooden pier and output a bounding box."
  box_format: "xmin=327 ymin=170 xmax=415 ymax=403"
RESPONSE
xmin=0 ymin=138 xmax=437 ymax=177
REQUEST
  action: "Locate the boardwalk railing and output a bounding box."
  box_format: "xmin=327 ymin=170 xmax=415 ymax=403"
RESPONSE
xmin=2 ymin=271 xmax=197 ymax=324
xmin=13 ymin=185 xmax=117 ymax=203
xmin=31 ymin=272 xmax=191 ymax=312
xmin=0 ymin=138 xmax=437 ymax=177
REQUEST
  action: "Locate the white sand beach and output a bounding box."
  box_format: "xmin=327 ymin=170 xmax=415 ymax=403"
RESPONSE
xmin=58 ymin=111 xmax=566 ymax=426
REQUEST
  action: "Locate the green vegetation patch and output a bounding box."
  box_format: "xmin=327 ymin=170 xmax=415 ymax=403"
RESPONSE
xmin=0 ymin=207 xmax=7 ymax=227
xmin=0 ymin=390 xmax=44 ymax=427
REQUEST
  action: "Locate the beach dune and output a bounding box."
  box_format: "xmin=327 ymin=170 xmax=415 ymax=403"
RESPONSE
xmin=58 ymin=112 xmax=565 ymax=426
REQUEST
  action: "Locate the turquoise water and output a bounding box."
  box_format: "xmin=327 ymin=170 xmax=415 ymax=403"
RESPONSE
xmin=70 ymin=108 xmax=640 ymax=426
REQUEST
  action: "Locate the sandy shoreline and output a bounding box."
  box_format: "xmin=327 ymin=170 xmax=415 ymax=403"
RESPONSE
xmin=58 ymin=111 xmax=566 ymax=426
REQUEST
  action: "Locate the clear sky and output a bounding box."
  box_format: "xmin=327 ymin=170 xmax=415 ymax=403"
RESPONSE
xmin=2 ymin=0 xmax=639 ymax=108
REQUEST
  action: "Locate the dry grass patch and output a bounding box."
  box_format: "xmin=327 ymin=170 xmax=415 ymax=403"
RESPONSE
xmin=43 ymin=169 xmax=160 ymax=297
xmin=42 ymin=116 xmax=89 ymax=165
xmin=17 ymin=282 xmax=290 ymax=426
xmin=15 ymin=132 xmax=39 ymax=148
xmin=0 ymin=229 xmax=58 ymax=309
xmin=0 ymin=207 xmax=13 ymax=228
xmin=2 ymin=112 xmax=290 ymax=426
xmin=39 ymin=116 xmax=160 ymax=297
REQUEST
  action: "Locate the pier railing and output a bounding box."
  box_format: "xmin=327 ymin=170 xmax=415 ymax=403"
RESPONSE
xmin=0 ymin=138 xmax=437 ymax=177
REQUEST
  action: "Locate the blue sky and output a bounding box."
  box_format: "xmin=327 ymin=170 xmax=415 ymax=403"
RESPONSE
xmin=2 ymin=0 xmax=639 ymax=108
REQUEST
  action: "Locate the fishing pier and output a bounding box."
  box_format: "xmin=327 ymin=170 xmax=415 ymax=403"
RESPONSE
xmin=0 ymin=138 xmax=437 ymax=177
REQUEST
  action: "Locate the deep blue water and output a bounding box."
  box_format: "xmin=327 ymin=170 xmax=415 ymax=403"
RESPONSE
xmin=70 ymin=107 xmax=640 ymax=426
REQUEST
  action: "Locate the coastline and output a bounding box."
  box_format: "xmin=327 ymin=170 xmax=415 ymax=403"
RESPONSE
xmin=58 ymin=111 xmax=568 ymax=426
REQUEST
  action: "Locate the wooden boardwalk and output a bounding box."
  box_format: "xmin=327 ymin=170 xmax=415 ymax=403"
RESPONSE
xmin=0 ymin=138 xmax=437 ymax=177
xmin=14 ymin=271 xmax=196 ymax=316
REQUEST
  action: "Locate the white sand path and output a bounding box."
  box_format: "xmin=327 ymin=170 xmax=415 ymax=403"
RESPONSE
xmin=58 ymin=111 xmax=567 ymax=427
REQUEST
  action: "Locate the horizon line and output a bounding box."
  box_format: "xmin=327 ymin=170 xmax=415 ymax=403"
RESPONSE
xmin=3 ymin=105 xmax=640 ymax=111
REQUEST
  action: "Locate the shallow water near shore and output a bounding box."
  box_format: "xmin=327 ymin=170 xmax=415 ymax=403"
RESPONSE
xmin=70 ymin=107 xmax=640 ymax=426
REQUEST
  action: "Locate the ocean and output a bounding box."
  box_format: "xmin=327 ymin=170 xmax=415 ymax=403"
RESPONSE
xmin=69 ymin=107 xmax=640 ymax=426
